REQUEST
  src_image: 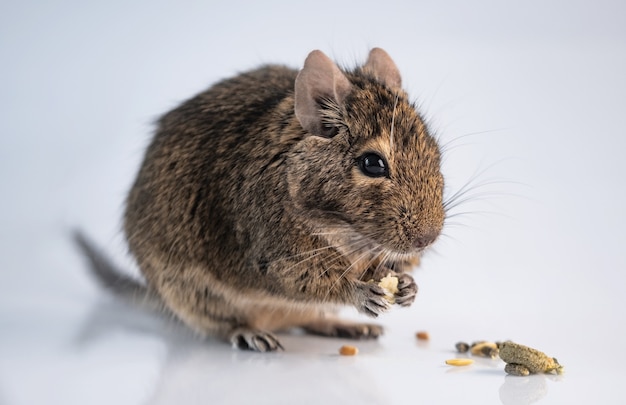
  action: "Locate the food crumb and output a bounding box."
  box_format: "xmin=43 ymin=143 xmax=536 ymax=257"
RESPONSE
xmin=339 ymin=345 xmax=358 ymax=356
xmin=378 ymin=273 xmax=399 ymax=303
xmin=416 ymin=331 xmax=430 ymax=340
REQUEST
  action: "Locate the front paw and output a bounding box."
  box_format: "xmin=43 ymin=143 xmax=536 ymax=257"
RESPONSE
xmin=355 ymin=282 xmax=392 ymax=318
xmin=394 ymin=273 xmax=418 ymax=307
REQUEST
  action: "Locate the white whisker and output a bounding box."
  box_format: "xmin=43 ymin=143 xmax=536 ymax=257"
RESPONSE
xmin=322 ymin=249 xmax=372 ymax=303
xmin=316 ymin=237 xmax=373 ymax=279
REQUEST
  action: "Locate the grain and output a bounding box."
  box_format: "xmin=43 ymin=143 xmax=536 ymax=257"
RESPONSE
xmin=416 ymin=331 xmax=430 ymax=340
xmin=445 ymin=358 xmax=474 ymax=366
xmin=455 ymin=342 xmax=470 ymax=353
xmin=339 ymin=345 xmax=358 ymax=356
xmin=470 ymin=341 xmax=499 ymax=358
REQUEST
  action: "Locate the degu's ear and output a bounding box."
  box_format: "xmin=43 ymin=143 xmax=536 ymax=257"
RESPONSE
xmin=362 ymin=47 xmax=402 ymax=90
xmin=294 ymin=50 xmax=352 ymax=137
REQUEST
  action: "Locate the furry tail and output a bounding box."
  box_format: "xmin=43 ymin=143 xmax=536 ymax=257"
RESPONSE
xmin=73 ymin=230 xmax=162 ymax=311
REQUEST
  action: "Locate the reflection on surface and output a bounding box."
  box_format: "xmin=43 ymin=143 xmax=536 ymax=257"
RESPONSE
xmin=77 ymin=299 xmax=388 ymax=405
xmin=499 ymin=374 xmax=548 ymax=404
xmin=499 ymin=371 xmax=565 ymax=405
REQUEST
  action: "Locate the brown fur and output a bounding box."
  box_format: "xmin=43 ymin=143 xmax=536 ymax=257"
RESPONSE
xmin=92 ymin=48 xmax=444 ymax=351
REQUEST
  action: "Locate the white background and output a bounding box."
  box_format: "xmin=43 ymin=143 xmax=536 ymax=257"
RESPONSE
xmin=1 ymin=1 xmax=625 ymax=404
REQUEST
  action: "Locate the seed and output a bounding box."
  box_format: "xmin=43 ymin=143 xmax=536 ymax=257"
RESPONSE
xmin=339 ymin=345 xmax=358 ymax=356
xmin=416 ymin=331 xmax=430 ymax=340
xmin=455 ymin=342 xmax=470 ymax=353
xmin=470 ymin=341 xmax=499 ymax=358
xmin=445 ymin=358 xmax=474 ymax=366
xmin=498 ymin=341 xmax=564 ymax=375
xmin=480 ymin=346 xmax=499 ymax=358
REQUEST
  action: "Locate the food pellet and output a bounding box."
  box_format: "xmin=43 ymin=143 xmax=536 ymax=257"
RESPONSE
xmin=416 ymin=331 xmax=430 ymax=340
xmin=498 ymin=341 xmax=563 ymax=375
xmin=445 ymin=358 xmax=474 ymax=366
xmin=339 ymin=345 xmax=358 ymax=356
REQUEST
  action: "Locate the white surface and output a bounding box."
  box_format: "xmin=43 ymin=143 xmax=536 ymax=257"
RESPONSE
xmin=1 ymin=1 xmax=625 ymax=404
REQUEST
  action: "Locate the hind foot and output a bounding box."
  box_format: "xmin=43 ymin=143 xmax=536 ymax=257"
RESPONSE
xmin=229 ymin=328 xmax=284 ymax=352
xmin=303 ymin=319 xmax=384 ymax=339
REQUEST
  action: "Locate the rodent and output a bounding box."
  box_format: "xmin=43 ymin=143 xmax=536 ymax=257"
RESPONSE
xmin=75 ymin=48 xmax=445 ymax=351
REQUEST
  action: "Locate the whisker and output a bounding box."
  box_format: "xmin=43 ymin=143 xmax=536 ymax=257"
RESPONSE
xmin=278 ymin=244 xmax=342 ymax=262
xmin=443 ymin=159 xmax=525 ymax=211
xmin=444 ymin=186 xmax=525 ymax=213
xmin=439 ymin=128 xmax=509 ymax=155
xmin=355 ymin=250 xmax=386 ymax=283
xmin=316 ymin=237 xmax=373 ymax=279
xmin=278 ymin=249 xmax=334 ymax=275
xmin=322 ymin=249 xmax=372 ymax=303
xmin=445 ymin=190 xmax=501 ymax=211
xmin=372 ymin=250 xmax=391 ymax=277
xmin=277 ymin=234 xmax=374 ymax=276
xmin=310 ymin=228 xmax=354 ymax=237
xmin=274 ymin=225 xmax=363 ymax=263
xmin=444 ymin=210 xmax=501 ymax=221
xmin=437 ymin=232 xmax=463 ymax=244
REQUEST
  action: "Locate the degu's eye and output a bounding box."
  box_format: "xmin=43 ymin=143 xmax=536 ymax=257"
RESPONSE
xmin=358 ymin=152 xmax=389 ymax=178
xmin=320 ymin=123 xmax=339 ymax=138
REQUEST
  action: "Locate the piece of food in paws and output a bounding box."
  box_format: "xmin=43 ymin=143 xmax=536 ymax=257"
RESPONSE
xmin=377 ymin=273 xmax=399 ymax=303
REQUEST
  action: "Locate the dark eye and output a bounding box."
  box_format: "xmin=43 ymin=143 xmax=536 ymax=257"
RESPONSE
xmin=320 ymin=124 xmax=339 ymax=138
xmin=358 ymin=153 xmax=389 ymax=178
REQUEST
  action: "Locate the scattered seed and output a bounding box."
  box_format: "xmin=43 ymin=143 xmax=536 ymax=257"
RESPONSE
xmin=455 ymin=342 xmax=470 ymax=353
xmin=445 ymin=358 xmax=474 ymax=366
xmin=480 ymin=345 xmax=499 ymax=359
xmin=339 ymin=345 xmax=358 ymax=356
xmin=470 ymin=341 xmax=499 ymax=358
xmin=416 ymin=331 xmax=430 ymax=340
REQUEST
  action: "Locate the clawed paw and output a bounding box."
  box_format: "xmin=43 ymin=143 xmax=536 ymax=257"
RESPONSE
xmin=229 ymin=328 xmax=284 ymax=352
xmin=304 ymin=320 xmax=384 ymax=339
xmin=394 ymin=273 xmax=418 ymax=307
xmin=356 ymin=282 xmax=392 ymax=317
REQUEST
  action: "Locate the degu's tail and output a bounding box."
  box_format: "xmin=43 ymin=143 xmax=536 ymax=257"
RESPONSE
xmin=73 ymin=230 xmax=162 ymax=311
